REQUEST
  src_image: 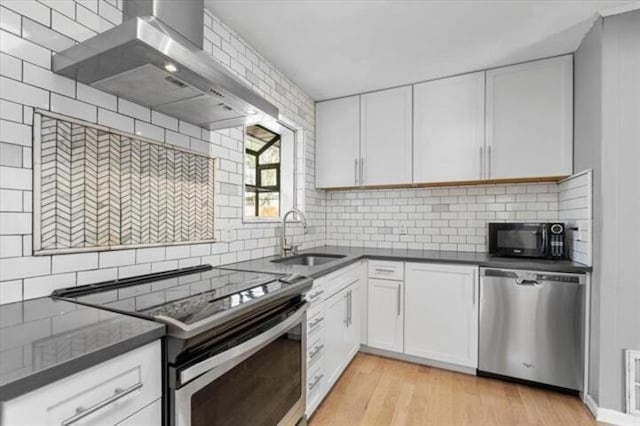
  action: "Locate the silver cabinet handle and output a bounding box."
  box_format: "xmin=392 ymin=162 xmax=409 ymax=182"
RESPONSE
xmin=396 ymin=284 xmax=401 ymax=316
xmin=472 ymin=274 xmax=476 ymax=305
xmin=487 ymin=145 xmax=492 ymax=178
xmin=307 ymin=290 xmax=324 ymax=301
xmin=354 ymin=158 xmax=358 ymax=185
xmin=309 ymin=344 xmax=324 ymax=360
xmin=309 ymin=373 xmax=324 ymax=391
xmin=375 ymin=267 xmax=396 ymax=273
xmin=309 ymin=316 xmax=324 ymax=330
xmin=479 ymin=146 xmax=484 ymax=179
xmin=62 ymin=382 xmax=143 ymax=426
xmin=359 ymin=157 xmax=364 ymax=185
xmin=344 ymin=292 xmax=349 ymax=325
xmin=347 ymin=290 xmax=352 ymax=326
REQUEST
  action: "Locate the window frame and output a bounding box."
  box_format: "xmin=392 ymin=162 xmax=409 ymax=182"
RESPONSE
xmin=244 ymin=128 xmax=281 ymax=217
xmin=241 ymin=116 xmax=303 ymax=224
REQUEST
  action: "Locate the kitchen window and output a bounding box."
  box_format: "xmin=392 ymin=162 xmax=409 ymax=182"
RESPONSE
xmin=244 ymin=122 xmax=296 ymax=220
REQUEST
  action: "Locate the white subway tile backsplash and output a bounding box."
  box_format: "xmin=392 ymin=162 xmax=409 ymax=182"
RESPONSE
xmin=118 ymin=98 xmax=150 ymax=122
xmin=22 ymin=17 xmax=76 ymax=52
xmin=23 ymin=62 xmax=76 ymax=97
xmin=0 ymin=119 xmax=31 ymax=146
xmin=77 ymin=82 xmax=117 ymax=110
xmin=99 ymin=249 xmax=136 ymax=268
xmin=0 ymin=76 xmax=50 ymax=109
xmin=0 ymin=212 xmax=31 ymax=234
xmin=0 ymin=99 xmax=23 ymax=122
xmin=0 ymin=6 xmax=22 ymax=35
xmin=0 ymin=235 xmax=22 ymax=258
xmin=0 ymin=255 xmax=50 ymax=280
xmin=0 ymin=279 xmax=22 ymax=304
xmin=134 ymin=120 xmax=164 ymax=141
xmin=51 ymin=94 xmax=97 ymax=123
xmin=51 ymin=10 xmax=95 ymax=42
xmin=0 ymin=166 xmax=31 ymax=190
xmin=151 ymin=110 xmax=178 ymax=131
xmin=38 ymin=0 xmax=76 ymax=19
xmin=23 ymin=272 xmax=75 ymax=299
xmin=52 ymin=252 xmax=98 ymax=274
xmin=3 ymin=1 xmax=50 ymax=26
xmin=0 ymin=29 xmax=50 ymax=69
xmin=98 ymin=107 xmax=134 ymax=132
xmin=0 ymin=52 xmax=21 ymax=81
xmin=77 ymin=267 xmax=118 ymax=285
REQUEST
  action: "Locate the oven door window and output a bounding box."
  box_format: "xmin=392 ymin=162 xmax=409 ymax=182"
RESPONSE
xmin=189 ymin=323 xmax=302 ymax=426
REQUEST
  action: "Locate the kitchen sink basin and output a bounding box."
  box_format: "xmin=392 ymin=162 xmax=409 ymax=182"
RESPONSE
xmin=271 ymin=253 xmax=346 ymax=267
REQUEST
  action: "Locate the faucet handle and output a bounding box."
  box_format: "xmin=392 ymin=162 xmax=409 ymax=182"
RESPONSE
xmin=291 ymin=244 xmax=301 ymax=255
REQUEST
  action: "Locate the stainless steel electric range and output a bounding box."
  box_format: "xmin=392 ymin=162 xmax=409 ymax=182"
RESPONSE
xmin=53 ymin=265 xmax=313 ymax=426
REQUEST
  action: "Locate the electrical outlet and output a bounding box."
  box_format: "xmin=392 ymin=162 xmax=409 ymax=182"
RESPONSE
xmin=399 ymin=226 xmax=408 ymax=235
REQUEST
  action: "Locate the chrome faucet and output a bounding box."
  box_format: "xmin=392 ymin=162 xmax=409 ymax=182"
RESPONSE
xmin=280 ymin=208 xmax=308 ymax=257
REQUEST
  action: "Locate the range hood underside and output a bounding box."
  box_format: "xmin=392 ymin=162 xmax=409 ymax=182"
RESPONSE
xmin=53 ymin=18 xmax=278 ymax=130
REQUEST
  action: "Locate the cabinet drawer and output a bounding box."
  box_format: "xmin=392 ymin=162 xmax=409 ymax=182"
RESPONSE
xmin=307 ymin=331 xmax=325 ymax=367
xmin=116 ymin=399 xmax=161 ymax=425
xmin=307 ymin=308 xmax=325 ymax=336
xmin=306 ymin=361 xmax=326 ymax=416
xmin=1 ymin=341 xmax=161 ymax=426
xmin=368 ymin=260 xmax=404 ymax=281
xmin=324 ymin=262 xmax=361 ymax=297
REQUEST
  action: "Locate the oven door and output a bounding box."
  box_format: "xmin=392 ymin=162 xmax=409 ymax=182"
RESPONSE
xmin=172 ymin=303 xmax=307 ymax=426
xmin=489 ymin=223 xmax=547 ymax=258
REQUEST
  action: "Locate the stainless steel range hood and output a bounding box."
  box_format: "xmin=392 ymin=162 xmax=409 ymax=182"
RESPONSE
xmin=52 ymin=0 xmax=278 ymax=130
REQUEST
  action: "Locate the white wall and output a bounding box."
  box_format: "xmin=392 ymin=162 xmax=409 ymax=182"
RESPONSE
xmin=574 ymin=9 xmax=640 ymax=413
xmin=0 ymin=0 xmax=324 ymax=304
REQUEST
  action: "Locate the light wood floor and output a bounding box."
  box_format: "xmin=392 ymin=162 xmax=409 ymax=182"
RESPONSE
xmin=309 ymin=354 xmax=597 ymax=426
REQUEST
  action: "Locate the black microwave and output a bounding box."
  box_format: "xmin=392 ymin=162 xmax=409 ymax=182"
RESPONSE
xmin=488 ymin=222 xmax=566 ymax=259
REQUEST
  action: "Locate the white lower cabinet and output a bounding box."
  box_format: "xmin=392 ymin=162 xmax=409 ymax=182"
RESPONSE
xmin=404 ymin=263 xmax=479 ymax=368
xmin=1 ymin=340 xmax=162 ymax=426
xmin=116 ymin=399 xmax=162 ymax=425
xmin=305 ymin=262 xmax=363 ymax=417
xmin=367 ymin=278 xmax=404 ymax=353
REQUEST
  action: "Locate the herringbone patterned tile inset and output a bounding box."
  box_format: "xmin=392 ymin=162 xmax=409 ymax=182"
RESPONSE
xmin=35 ymin=115 xmax=216 ymax=253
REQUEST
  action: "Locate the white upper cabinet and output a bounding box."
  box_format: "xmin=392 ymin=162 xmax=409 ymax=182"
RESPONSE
xmin=404 ymin=263 xmax=478 ymax=368
xmin=316 ymin=95 xmax=360 ymax=188
xmin=413 ymin=72 xmax=485 ymax=183
xmin=485 ymin=55 xmax=573 ymax=179
xmin=360 ymin=86 xmax=413 ymax=186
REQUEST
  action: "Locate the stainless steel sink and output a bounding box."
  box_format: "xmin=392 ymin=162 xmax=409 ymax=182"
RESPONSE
xmin=271 ymin=253 xmax=345 ymax=267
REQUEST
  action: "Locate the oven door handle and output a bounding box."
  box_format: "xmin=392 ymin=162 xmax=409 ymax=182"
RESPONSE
xmin=179 ymin=304 xmax=308 ymax=386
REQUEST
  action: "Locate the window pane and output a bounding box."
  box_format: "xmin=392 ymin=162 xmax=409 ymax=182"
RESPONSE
xmin=260 ymin=144 xmax=280 ymax=164
xmin=244 ymin=191 xmax=257 ymax=217
xmin=245 ymin=135 xmax=266 ymax=152
xmin=261 ymin=168 xmax=277 ymax=186
xmin=258 ymin=192 xmax=279 ymax=217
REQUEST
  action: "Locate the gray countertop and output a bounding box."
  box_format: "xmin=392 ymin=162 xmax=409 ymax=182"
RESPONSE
xmin=0 ymin=297 xmax=165 ymax=401
xmin=221 ymin=245 xmax=592 ymax=278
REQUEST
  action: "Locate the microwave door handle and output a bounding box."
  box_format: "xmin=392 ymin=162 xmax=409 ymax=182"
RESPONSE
xmin=540 ymin=226 xmax=549 ymax=257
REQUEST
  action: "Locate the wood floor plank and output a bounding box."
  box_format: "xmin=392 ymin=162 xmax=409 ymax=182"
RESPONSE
xmin=309 ymin=354 xmax=597 ymax=426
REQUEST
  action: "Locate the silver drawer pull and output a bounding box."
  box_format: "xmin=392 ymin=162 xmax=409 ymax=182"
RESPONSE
xmin=309 ymin=316 xmax=324 ymax=329
xmin=62 ymin=382 xmax=143 ymax=426
xmin=375 ymin=267 xmax=396 ymax=273
xmin=309 ymin=344 xmax=324 ymax=359
xmin=307 ymin=290 xmax=324 ymax=301
xmin=309 ymin=373 xmax=324 ymax=390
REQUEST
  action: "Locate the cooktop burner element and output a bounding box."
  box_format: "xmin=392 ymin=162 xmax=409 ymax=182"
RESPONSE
xmin=52 ymin=265 xmax=313 ymax=339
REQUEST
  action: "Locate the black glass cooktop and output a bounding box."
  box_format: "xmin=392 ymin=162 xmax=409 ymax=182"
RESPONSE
xmin=52 ymin=265 xmax=309 ymax=333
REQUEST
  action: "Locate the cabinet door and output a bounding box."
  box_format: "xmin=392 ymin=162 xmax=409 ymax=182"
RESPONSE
xmin=316 ymin=95 xmax=360 ymax=188
xmin=367 ymin=278 xmax=403 ymax=352
xmin=486 ymin=55 xmax=573 ymax=179
xmin=413 ymin=72 xmax=485 ymax=183
xmin=360 ymin=86 xmax=412 ymax=186
xmin=404 ymin=263 xmax=478 ymax=368
xmin=324 ymin=288 xmax=348 ymax=387
xmin=345 ymin=281 xmax=361 ymax=360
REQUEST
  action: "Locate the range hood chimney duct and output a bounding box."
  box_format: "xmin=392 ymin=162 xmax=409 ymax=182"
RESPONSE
xmin=52 ymin=0 xmax=278 ymax=130
xmin=124 ymin=0 xmax=204 ymax=50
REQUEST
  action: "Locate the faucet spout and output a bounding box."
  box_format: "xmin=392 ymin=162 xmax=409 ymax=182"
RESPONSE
xmin=281 ymin=208 xmax=307 ymax=257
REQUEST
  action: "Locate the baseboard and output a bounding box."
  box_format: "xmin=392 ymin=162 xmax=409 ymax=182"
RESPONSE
xmin=358 ymin=345 xmax=477 ymax=375
xmin=584 ymin=393 xmax=640 ymax=425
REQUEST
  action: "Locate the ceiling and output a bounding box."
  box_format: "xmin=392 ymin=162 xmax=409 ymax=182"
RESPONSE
xmin=205 ymin=1 xmax=632 ymax=101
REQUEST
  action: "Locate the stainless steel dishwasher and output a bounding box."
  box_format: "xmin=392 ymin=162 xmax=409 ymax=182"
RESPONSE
xmin=479 ymin=268 xmax=585 ymax=391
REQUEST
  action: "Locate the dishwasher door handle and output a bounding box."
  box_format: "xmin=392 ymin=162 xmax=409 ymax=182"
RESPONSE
xmin=515 ymin=278 xmax=541 ymax=286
